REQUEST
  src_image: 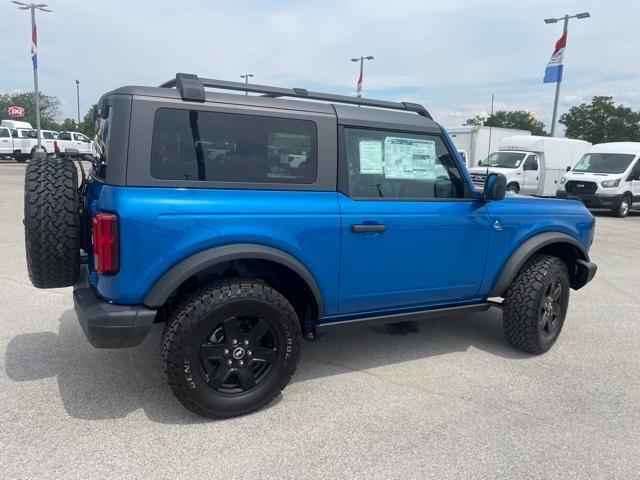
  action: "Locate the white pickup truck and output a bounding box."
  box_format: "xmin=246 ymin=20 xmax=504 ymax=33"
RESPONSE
xmin=0 ymin=121 xmax=59 ymax=161
xmin=55 ymin=131 xmax=97 ymax=157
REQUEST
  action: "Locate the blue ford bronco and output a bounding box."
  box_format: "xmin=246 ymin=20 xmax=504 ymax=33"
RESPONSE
xmin=24 ymin=74 xmax=597 ymax=418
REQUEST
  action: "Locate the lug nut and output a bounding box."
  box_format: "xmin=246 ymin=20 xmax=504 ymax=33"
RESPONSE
xmin=247 ymin=350 xmax=252 ymax=356
xmin=244 ymin=340 xmax=249 ymax=346
xmin=239 ymin=360 xmax=244 ymax=366
xmin=232 ymin=339 xmax=238 ymax=345
xmin=224 ymin=349 xmax=229 ymax=355
xmin=227 ymin=359 xmax=232 ymax=365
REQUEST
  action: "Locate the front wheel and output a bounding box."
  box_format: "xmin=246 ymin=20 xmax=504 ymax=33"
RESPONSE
xmin=612 ymin=195 xmax=631 ymax=218
xmin=506 ymin=182 xmax=519 ymax=194
xmin=161 ymin=280 xmax=301 ymax=418
xmin=502 ymin=254 xmax=570 ymax=354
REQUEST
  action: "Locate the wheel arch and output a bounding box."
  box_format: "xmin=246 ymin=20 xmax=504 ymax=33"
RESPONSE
xmin=489 ymin=232 xmax=592 ymax=297
xmin=143 ymin=243 xmax=325 ymax=319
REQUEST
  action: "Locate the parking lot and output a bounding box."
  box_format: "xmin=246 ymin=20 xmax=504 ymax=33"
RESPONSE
xmin=0 ymin=159 xmax=638 ymax=479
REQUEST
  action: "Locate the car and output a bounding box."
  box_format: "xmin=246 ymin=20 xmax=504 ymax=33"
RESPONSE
xmin=556 ymin=142 xmax=640 ymax=217
xmin=55 ymin=131 xmax=97 ymax=158
xmin=0 ymin=122 xmax=58 ymax=161
xmin=22 ymin=73 xmax=598 ymax=419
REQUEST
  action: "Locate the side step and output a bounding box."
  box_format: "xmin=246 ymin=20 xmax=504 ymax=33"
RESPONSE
xmin=315 ymin=303 xmax=496 ymax=332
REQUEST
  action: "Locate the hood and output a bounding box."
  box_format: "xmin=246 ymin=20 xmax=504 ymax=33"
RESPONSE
xmin=564 ymin=171 xmax=623 ymax=181
xmin=467 ymin=166 xmax=517 ymax=175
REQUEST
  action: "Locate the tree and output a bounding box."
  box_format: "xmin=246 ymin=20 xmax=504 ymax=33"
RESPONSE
xmin=59 ymin=118 xmax=78 ymax=132
xmin=0 ymin=91 xmax=61 ymax=130
xmin=560 ymin=96 xmax=640 ymax=144
xmin=78 ymin=104 xmax=98 ymax=137
xmin=464 ymin=115 xmax=485 ymax=127
xmin=464 ymin=110 xmax=547 ymax=135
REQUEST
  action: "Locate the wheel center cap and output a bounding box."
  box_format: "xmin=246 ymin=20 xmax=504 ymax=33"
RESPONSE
xmin=232 ymin=347 xmax=246 ymax=360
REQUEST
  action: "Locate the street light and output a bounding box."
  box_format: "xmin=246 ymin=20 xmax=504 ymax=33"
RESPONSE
xmin=12 ymin=1 xmax=52 ymax=156
xmin=240 ymin=73 xmax=253 ymax=95
xmin=350 ymin=56 xmax=374 ymax=97
xmin=74 ymin=79 xmax=80 ymax=126
xmin=544 ymin=12 xmax=590 ymax=136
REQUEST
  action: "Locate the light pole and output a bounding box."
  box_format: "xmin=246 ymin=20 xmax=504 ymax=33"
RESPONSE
xmin=240 ymin=74 xmax=253 ymax=95
xmin=544 ymin=12 xmax=590 ymax=136
xmin=12 ymin=1 xmax=52 ymax=155
xmin=350 ymin=56 xmax=374 ymax=97
xmin=74 ymin=79 xmax=80 ymax=126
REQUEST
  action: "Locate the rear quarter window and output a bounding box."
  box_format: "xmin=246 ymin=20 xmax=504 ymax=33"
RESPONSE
xmin=150 ymin=108 xmax=318 ymax=184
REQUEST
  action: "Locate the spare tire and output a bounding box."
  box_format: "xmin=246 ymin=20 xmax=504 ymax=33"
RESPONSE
xmin=24 ymin=157 xmax=81 ymax=288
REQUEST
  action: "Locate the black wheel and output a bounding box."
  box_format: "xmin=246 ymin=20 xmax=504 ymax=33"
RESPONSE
xmin=503 ymin=254 xmax=570 ymax=354
xmin=15 ymin=155 xmax=27 ymax=163
xmin=24 ymin=157 xmax=81 ymax=288
xmin=612 ymin=194 xmax=631 ymax=218
xmin=506 ymin=182 xmax=520 ymax=194
xmin=161 ymin=280 xmax=302 ymax=418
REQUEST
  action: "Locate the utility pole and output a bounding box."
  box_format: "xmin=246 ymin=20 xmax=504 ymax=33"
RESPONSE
xmin=350 ymin=56 xmax=374 ymax=98
xmin=544 ymin=12 xmax=590 ymax=136
xmin=240 ymin=74 xmax=253 ymax=95
xmin=487 ymin=94 xmax=495 ymax=158
xmin=12 ymin=1 xmax=52 ymax=156
xmin=74 ymin=79 xmax=80 ymax=126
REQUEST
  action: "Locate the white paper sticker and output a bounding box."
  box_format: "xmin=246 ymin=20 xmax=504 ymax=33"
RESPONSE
xmin=358 ymin=140 xmax=384 ymax=174
xmin=383 ymin=137 xmax=437 ymax=179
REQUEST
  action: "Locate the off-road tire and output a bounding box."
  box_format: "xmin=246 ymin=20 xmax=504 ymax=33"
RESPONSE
xmin=506 ymin=182 xmax=520 ymax=194
xmin=503 ymin=254 xmax=570 ymax=354
xmin=161 ymin=280 xmax=302 ymax=419
xmin=24 ymin=157 xmax=81 ymax=288
xmin=612 ymin=194 xmax=631 ymax=218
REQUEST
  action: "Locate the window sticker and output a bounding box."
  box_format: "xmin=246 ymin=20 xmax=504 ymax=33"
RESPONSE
xmin=383 ymin=137 xmax=437 ymax=179
xmin=358 ymin=140 xmax=384 ymax=174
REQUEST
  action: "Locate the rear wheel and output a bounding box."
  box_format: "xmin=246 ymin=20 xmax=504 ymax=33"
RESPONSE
xmin=24 ymin=157 xmax=81 ymax=288
xmin=503 ymin=254 xmax=570 ymax=354
xmin=612 ymin=194 xmax=631 ymax=218
xmin=161 ymin=280 xmax=301 ymax=418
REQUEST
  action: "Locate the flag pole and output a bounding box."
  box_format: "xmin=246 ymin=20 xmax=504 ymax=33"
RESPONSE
xmin=550 ymin=15 xmax=569 ymax=137
xmin=31 ymin=7 xmax=42 ymax=152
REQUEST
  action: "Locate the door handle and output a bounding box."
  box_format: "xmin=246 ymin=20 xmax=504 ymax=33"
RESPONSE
xmin=351 ymin=224 xmax=386 ymax=233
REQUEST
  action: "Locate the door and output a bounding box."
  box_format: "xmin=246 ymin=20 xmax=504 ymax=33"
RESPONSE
xmin=74 ymin=133 xmax=94 ymax=154
xmin=523 ymin=154 xmax=539 ymax=195
xmin=0 ymin=128 xmax=12 ymax=155
xmin=630 ymin=159 xmax=640 ymax=205
xmin=338 ymin=127 xmax=491 ymax=315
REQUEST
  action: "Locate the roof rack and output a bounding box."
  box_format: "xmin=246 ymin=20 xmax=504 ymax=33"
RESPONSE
xmin=160 ymin=73 xmax=432 ymax=119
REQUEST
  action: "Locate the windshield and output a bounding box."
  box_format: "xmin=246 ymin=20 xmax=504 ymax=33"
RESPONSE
xmin=481 ymin=152 xmax=526 ymax=169
xmin=573 ymin=153 xmax=636 ymax=174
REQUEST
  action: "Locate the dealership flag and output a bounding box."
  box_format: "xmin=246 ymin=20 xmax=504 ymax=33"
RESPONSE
xmin=31 ymin=23 xmax=37 ymax=69
xmin=356 ymin=61 xmax=363 ymax=94
xmin=544 ymin=32 xmax=567 ymax=83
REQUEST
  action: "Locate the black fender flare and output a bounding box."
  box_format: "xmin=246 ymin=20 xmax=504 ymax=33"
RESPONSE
xmin=143 ymin=243 xmax=325 ymax=316
xmin=488 ymin=232 xmax=591 ymax=297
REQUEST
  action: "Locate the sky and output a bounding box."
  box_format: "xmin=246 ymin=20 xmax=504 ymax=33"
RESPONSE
xmin=1 ymin=0 xmax=639 ymax=132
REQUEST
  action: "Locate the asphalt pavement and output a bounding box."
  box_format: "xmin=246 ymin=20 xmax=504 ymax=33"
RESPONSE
xmin=0 ymin=159 xmax=638 ymax=479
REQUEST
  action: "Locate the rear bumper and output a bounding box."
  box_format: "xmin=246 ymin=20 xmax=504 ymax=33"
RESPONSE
xmin=73 ymin=267 xmax=157 ymax=348
xmin=556 ymin=190 xmax=623 ymax=209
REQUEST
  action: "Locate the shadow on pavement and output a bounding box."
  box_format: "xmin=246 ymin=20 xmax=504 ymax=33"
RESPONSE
xmin=5 ymin=306 xmax=528 ymax=423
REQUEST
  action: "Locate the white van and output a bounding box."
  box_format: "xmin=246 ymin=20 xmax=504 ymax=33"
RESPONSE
xmin=557 ymin=142 xmax=640 ymax=217
xmin=0 ymin=119 xmax=33 ymax=130
xmin=0 ymin=126 xmax=14 ymax=158
xmin=468 ymin=136 xmax=591 ymax=196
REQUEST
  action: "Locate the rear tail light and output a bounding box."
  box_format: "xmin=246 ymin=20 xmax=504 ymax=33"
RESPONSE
xmin=92 ymin=213 xmax=119 ymax=275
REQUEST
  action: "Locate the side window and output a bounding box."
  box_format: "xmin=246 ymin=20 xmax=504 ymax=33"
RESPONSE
xmin=58 ymin=132 xmax=72 ymax=141
xmin=42 ymin=131 xmax=54 ymax=139
xmin=151 ymin=108 xmax=317 ymax=184
xmin=343 ymin=127 xmax=466 ymax=200
xmin=0 ymin=129 xmax=9 ymax=138
xmin=74 ymin=133 xmax=86 ymax=142
xmin=10 ymin=130 xmax=18 ymax=138
xmin=524 ymin=155 xmax=538 ymax=171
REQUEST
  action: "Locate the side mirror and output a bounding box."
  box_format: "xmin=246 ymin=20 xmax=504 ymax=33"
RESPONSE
xmin=483 ymin=172 xmax=507 ymax=201
xmin=566 ymin=166 xmax=571 ymax=172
